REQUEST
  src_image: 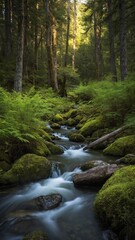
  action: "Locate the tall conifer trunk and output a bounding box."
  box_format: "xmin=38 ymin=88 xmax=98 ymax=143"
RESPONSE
xmin=14 ymin=0 xmax=24 ymax=92
xmin=118 ymin=0 xmax=127 ymax=80
xmin=107 ymin=0 xmax=117 ymax=82
xmin=72 ymin=0 xmax=77 ymax=69
xmin=5 ymin=0 xmax=12 ymax=57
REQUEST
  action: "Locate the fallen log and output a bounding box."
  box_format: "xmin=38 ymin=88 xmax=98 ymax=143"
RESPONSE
xmin=84 ymin=127 xmax=125 ymax=150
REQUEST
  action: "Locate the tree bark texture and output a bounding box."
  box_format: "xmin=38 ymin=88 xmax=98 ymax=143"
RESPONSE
xmin=84 ymin=127 xmax=125 ymax=150
xmin=93 ymin=10 xmax=103 ymax=80
xmin=14 ymin=0 xmax=24 ymax=92
xmin=45 ymin=0 xmax=58 ymax=91
xmin=5 ymin=0 xmax=12 ymax=57
xmin=60 ymin=0 xmax=70 ymax=97
xmin=118 ymin=0 xmax=128 ymax=80
xmin=107 ymin=0 xmax=117 ymax=82
xmin=72 ymin=0 xmax=77 ymax=69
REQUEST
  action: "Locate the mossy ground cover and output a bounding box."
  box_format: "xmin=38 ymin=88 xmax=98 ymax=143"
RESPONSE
xmin=94 ymin=166 xmax=135 ymax=238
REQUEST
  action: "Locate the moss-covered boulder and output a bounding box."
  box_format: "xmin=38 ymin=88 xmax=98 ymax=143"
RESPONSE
xmin=63 ymin=109 xmax=78 ymax=119
xmin=45 ymin=141 xmax=64 ymax=154
xmin=23 ymin=231 xmax=48 ymax=240
xmin=116 ymin=154 xmax=135 ymax=165
xmin=67 ymin=118 xmax=77 ymax=126
xmin=52 ymin=114 xmax=63 ymax=123
xmin=80 ymin=117 xmax=104 ymax=137
xmin=51 ymin=123 xmax=61 ymax=129
xmin=69 ymin=133 xmax=85 ymax=142
xmin=94 ymin=166 xmax=135 ymax=238
xmin=103 ymin=135 xmax=135 ymax=156
xmin=3 ymin=154 xmax=51 ymax=185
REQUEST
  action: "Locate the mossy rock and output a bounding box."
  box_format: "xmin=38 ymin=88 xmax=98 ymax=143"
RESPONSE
xmin=52 ymin=114 xmax=63 ymax=123
xmin=117 ymin=154 xmax=135 ymax=165
xmin=23 ymin=231 xmax=48 ymax=240
xmin=45 ymin=141 xmax=64 ymax=155
xmin=51 ymin=123 xmax=61 ymax=129
xmin=3 ymin=154 xmax=51 ymax=185
xmin=63 ymin=109 xmax=78 ymax=119
xmin=0 ymin=161 xmax=11 ymax=171
xmin=67 ymin=118 xmax=77 ymax=126
xmin=80 ymin=117 xmax=104 ymax=137
xmin=103 ymin=135 xmax=135 ymax=157
xmin=41 ymin=130 xmax=52 ymax=141
xmin=94 ymin=166 xmax=135 ymax=237
xmin=69 ymin=133 xmax=85 ymax=142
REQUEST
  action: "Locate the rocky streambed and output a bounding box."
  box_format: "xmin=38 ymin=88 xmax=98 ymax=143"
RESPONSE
xmin=0 ymin=125 xmax=133 ymax=240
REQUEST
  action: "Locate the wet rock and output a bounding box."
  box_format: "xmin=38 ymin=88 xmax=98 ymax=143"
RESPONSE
xmin=10 ymin=216 xmax=43 ymax=235
xmin=73 ymin=164 xmax=118 ymax=187
xmin=22 ymin=194 xmax=62 ymax=211
xmin=69 ymin=133 xmax=85 ymax=143
xmin=116 ymin=154 xmax=135 ymax=165
xmin=3 ymin=154 xmax=51 ymax=185
xmin=51 ymin=123 xmax=61 ymax=129
xmin=103 ymin=230 xmax=119 ymax=240
xmin=80 ymin=160 xmax=107 ymax=171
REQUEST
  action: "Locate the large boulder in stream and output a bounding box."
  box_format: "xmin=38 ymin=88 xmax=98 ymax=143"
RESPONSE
xmin=94 ymin=166 xmax=135 ymax=239
xmin=21 ymin=194 xmax=62 ymax=211
xmin=73 ymin=164 xmax=118 ymax=187
xmin=3 ymin=154 xmax=51 ymax=185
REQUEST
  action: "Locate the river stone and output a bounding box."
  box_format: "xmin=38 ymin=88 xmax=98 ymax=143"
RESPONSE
xmin=73 ymin=164 xmax=118 ymax=187
xmin=80 ymin=160 xmax=107 ymax=171
xmin=10 ymin=216 xmax=43 ymax=234
xmin=22 ymin=194 xmax=62 ymax=211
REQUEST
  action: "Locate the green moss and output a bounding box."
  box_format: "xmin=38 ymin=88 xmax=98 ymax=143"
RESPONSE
xmin=80 ymin=117 xmax=104 ymax=137
xmin=23 ymin=231 xmax=48 ymax=240
xmin=41 ymin=130 xmax=52 ymax=141
xmin=3 ymin=154 xmax=51 ymax=184
xmin=45 ymin=141 xmax=64 ymax=154
xmin=51 ymin=123 xmax=61 ymax=129
xmin=118 ymin=154 xmax=135 ymax=165
xmin=69 ymin=133 xmax=85 ymax=142
xmin=63 ymin=109 xmax=78 ymax=119
xmin=103 ymin=135 xmax=135 ymax=156
xmin=67 ymin=118 xmax=77 ymax=126
xmin=0 ymin=161 xmax=11 ymax=171
xmin=94 ymin=166 xmax=135 ymax=235
xmin=53 ymin=114 xmax=63 ymax=123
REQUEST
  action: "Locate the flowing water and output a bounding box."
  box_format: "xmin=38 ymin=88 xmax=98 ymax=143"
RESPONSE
xmin=0 ymin=126 xmax=112 ymax=240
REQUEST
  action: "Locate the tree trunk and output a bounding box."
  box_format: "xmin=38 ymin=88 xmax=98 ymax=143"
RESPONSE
xmin=14 ymin=0 xmax=24 ymax=92
xmin=45 ymin=0 xmax=58 ymax=91
xmin=60 ymin=0 xmax=70 ymax=97
xmin=72 ymin=0 xmax=77 ymax=69
xmin=118 ymin=0 xmax=127 ymax=80
xmin=84 ymin=127 xmax=125 ymax=150
xmin=5 ymin=0 xmax=12 ymax=57
xmin=52 ymin=16 xmax=59 ymax=91
xmin=107 ymin=0 xmax=117 ymax=82
xmin=23 ymin=0 xmax=28 ymax=78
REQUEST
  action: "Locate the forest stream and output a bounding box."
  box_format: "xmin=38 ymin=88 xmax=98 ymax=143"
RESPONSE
xmin=0 ymin=126 xmax=115 ymax=240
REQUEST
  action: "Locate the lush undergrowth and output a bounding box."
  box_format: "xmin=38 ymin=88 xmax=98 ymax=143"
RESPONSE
xmin=70 ymin=76 xmax=135 ymax=129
